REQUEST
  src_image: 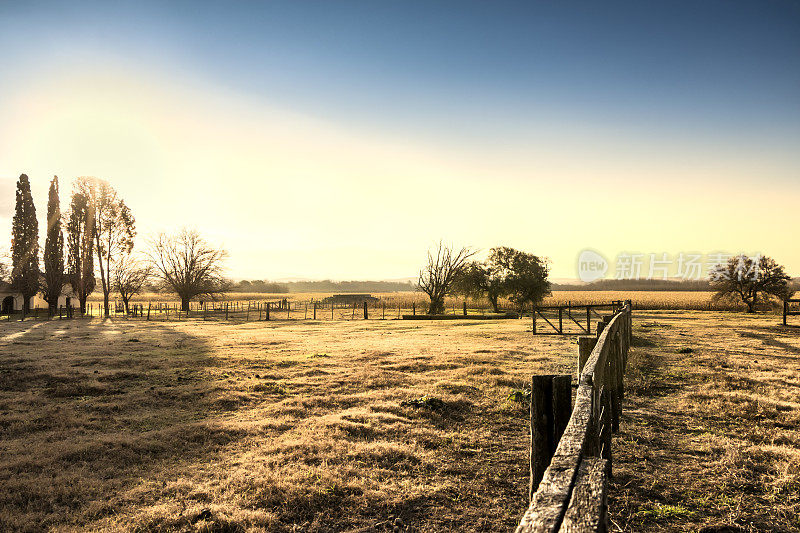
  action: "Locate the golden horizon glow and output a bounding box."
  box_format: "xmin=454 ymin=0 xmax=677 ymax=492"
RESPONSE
xmin=1 ymin=63 xmax=799 ymax=281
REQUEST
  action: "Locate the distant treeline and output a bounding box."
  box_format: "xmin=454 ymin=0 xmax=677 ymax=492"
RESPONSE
xmin=220 ymin=277 xmax=800 ymax=294
xmin=231 ymin=279 xmax=417 ymax=293
xmin=552 ymin=279 xmax=714 ymax=291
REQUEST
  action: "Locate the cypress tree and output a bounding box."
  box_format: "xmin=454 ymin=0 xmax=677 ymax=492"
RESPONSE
xmin=11 ymin=174 xmax=39 ymax=314
xmin=43 ymin=176 xmax=65 ymax=314
xmin=66 ymin=190 xmax=95 ymax=315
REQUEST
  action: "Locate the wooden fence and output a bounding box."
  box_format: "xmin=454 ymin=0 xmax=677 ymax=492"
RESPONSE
xmin=516 ymin=301 xmax=632 ymax=532
xmin=783 ymin=298 xmax=800 ymax=326
xmin=531 ymin=302 xmax=623 ymax=335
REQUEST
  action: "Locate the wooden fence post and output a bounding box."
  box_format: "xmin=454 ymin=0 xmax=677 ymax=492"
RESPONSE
xmin=363 ymin=301 xmax=368 ymax=319
xmin=463 ymin=301 xmax=467 ymax=316
xmin=266 ymin=302 xmax=270 ymax=321
xmin=558 ymin=307 xmax=563 ymax=334
xmin=313 ymin=302 xmax=317 ymax=320
xmin=225 ymin=303 xmax=229 ymax=320
xmin=529 ymin=374 xmax=573 ymax=500
xmin=532 ymin=307 xmax=537 ymax=334
xmin=578 ymin=336 xmax=597 ymax=376
xmin=552 ymin=375 xmax=572 ymax=452
xmin=412 ymin=302 xmax=416 ymax=316
xmin=530 ymin=375 xmax=551 ymax=499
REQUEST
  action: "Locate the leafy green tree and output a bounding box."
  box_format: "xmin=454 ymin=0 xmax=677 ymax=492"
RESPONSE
xmin=453 ymin=250 xmax=511 ymax=312
xmin=710 ymin=255 xmax=792 ymax=312
xmin=11 ymin=174 xmax=39 ymax=313
xmin=493 ymin=247 xmax=551 ymax=311
xmin=43 ymin=176 xmax=66 ymax=314
xmin=66 ymin=189 xmax=95 ymax=314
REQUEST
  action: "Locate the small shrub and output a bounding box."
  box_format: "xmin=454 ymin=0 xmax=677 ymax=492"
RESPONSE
xmin=507 ymin=388 xmax=531 ymax=406
xmin=400 ymin=396 xmax=446 ymax=411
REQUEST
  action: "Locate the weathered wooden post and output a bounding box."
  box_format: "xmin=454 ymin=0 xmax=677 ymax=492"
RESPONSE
xmin=225 ymin=303 xmax=229 ymax=320
xmin=463 ymin=301 xmax=467 ymax=316
xmin=147 ymin=303 xmax=151 ymax=321
xmin=558 ymin=307 xmax=563 ymax=334
xmin=599 ymin=387 xmax=613 ymax=476
xmin=784 ymin=300 xmax=788 ymax=326
xmin=529 ymin=374 xmax=573 ymax=500
xmin=578 ymin=336 xmax=597 ymax=375
xmin=587 ymin=306 xmax=591 ymax=333
xmin=266 ymin=302 xmax=271 ymax=321
xmin=532 ymin=307 xmax=537 ymax=334
xmin=552 ymin=375 xmax=572 ymax=451
xmin=412 ymin=302 xmax=416 ymax=316
xmin=615 ymin=333 xmax=626 ymax=430
xmin=363 ymin=301 xmax=368 ymax=319
xmin=382 ymin=302 xmax=385 ymax=320
xmin=530 ymin=374 xmax=550 ymax=499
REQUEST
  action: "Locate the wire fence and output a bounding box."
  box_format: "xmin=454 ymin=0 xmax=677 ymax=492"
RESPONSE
xmin=1 ymin=296 xmax=532 ymax=322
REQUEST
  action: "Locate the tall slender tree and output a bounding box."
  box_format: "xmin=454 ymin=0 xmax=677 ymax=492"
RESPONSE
xmin=66 ymin=189 xmax=95 ymax=314
xmin=43 ymin=176 xmax=65 ymax=315
xmin=11 ymin=173 xmax=40 ymax=314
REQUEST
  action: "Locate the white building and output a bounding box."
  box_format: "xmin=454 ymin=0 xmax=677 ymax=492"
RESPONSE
xmin=0 ymin=281 xmax=78 ymax=314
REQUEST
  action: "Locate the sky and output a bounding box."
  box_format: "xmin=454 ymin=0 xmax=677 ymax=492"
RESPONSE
xmin=1 ymin=1 xmax=798 ymax=281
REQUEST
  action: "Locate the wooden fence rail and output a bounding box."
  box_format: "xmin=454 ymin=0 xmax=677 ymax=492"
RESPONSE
xmin=516 ymin=301 xmax=632 ymax=533
xmin=783 ymin=298 xmax=800 ymax=326
xmin=531 ymin=302 xmax=623 ymax=335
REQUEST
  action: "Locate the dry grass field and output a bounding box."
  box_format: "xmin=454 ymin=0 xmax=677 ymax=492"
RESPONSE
xmin=0 ymin=316 xmax=574 ymax=532
xmin=610 ymin=311 xmax=800 ymax=532
xmin=1 ymin=311 xmax=798 ymax=532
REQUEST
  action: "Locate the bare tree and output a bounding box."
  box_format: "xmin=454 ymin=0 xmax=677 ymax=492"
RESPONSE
xmin=113 ymin=255 xmax=151 ymax=315
xmin=417 ymin=241 xmax=475 ymax=315
xmin=90 ymin=178 xmax=135 ymax=317
xmin=0 ymin=246 xmax=10 ymax=282
xmin=710 ymin=254 xmax=792 ymax=313
xmin=148 ymin=228 xmax=230 ymax=311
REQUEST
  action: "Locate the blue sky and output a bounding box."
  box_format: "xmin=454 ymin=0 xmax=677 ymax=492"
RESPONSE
xmin=1 ymin=1 xmax=798 ymax=279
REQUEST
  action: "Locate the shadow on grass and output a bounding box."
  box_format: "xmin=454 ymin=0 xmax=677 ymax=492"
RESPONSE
xmin=0 ymin=318 xmax=251 ymax=531
xmin=739 ymin=330 xmax=800 ymax=355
